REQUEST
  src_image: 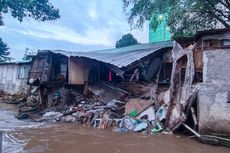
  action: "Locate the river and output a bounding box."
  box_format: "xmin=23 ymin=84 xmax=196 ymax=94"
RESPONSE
xmin=0 ymin=102 xmax=229 ymax=153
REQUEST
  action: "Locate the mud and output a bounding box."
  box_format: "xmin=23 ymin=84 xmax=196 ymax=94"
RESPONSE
xmin=0 ymin=103 xmax=229 ymax=153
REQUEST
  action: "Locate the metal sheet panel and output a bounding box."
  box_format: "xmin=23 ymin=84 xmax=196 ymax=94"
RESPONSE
xmin=0 ymin=63 xmax=30 ymax=94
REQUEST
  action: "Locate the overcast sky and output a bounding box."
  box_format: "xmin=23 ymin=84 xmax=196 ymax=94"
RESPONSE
xmin=0 ymin=0 xmax=148 ymax=60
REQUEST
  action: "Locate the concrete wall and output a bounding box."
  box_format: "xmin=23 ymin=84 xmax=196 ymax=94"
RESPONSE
xmin=0 ymin=63 xmax=31 ymax=94
xmin=198 ymin=49 xmax=230 ymax=135
xmin=203 ymin=49 xmax=230 ymax=84
xmin=198 ymin=83 xmax=230 ymax=134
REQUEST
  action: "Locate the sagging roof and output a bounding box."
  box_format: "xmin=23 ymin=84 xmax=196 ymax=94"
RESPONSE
xmin=39 ymin=40 xmax=173 ymax=69
xmin=175 ymin=28 xmax=230 ymax=45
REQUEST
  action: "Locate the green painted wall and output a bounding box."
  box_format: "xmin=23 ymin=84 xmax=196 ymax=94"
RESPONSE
xmin=149 ymin=19 xmax=171 ymax=43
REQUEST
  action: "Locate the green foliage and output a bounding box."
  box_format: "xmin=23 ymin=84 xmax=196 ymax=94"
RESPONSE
xmin=122 ymin=0 xmax=230 ymax=37
xmin=0 ymin=0 xmax=60 ymax=25
xmin=116 ymin=33 xmax=139 ymax=48
xmin=0 ymin=14 xmax=3 ymax=25
xmin=0 ymin=38 xmax=11 ymax=62
xmin=0 ymin=0 xmax=60 ymax=61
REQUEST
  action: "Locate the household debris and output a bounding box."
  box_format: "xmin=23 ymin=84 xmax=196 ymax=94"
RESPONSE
xmin=13 ymin=42 xmax=198 ymax=135
xmin=6 ymin=41 xmax=198 ymax=134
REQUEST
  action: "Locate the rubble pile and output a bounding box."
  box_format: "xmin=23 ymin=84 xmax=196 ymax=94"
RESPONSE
xmin=0 ymin=93 xmax=27 ymax=105
xmin=37 ymin=87 xmax=127 ymax=129
xmin=34 ymin=43 xmax=199 ymax=135
xmin=0 ymin=85 xmax=32 ymax=105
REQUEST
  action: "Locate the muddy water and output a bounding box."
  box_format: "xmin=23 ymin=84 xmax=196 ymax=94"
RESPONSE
xmin=0 ymin=103 xmax=229 ymax=153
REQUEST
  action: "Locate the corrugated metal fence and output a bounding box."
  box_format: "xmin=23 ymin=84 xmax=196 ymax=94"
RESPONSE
xmin=0 ymin=63 xmax=31 ymax=94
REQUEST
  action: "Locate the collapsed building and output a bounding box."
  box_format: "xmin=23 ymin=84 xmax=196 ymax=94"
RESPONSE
xmin=28 ymin=40 xmax=173 ymax=107
xmin=27 ymin=40 xmax=184 ymax=130
xmin=26 ymin=29 xmax=230 ymax=138
xmin=26 ymin=39 xmax=202 ymax=134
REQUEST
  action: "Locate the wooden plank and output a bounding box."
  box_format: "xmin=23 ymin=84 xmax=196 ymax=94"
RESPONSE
xmin=183 ymin=123 xmax=201 ymax=138
xmin=191 ymin=107 xmax=198 ymax=125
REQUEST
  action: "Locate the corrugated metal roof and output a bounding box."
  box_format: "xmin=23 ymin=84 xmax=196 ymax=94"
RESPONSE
xmin=39 ymin=40 xmax=173 ymax=68
xmin=0 ymin=59 xmax=31 ymax=65
xmin=91 ymin=40 xmax=173 ymax=53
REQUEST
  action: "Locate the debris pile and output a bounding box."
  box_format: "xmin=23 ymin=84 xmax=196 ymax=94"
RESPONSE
xmin=10 ymin=42 xmax=199 ymax=136
xmin=0 ymin=92 xmax=27 ymax=104
xmin=37 ymin=89 xmax=126 ymax=128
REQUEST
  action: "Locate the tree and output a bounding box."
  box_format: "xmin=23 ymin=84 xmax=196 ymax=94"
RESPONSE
xmin=116 ymin=33 xmax=138 ymax=48
xmin=0 ymin=38 xmax=10 ymax=62
xmin=0 ymin=0 xmax=60 ymax=25
xmin=0 ymin=0 xmax=60 ymax=61
xmin=122 ymin=0 xmax=230 ymax=37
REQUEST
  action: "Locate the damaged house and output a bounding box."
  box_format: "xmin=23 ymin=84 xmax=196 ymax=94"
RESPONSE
xmin=26 ymin=39 xmax=201 ymax=133
xmin=191 ymin=29 xmax=230 ymax=135
xmin=175 ymin=28 xmax=230 ymax=135
xmin=28 ymin=40 xmax=174 ymax=107
xmin=0 ymin=60 xmax=31 ymax=94
xmin=23 ymin=29 xmax=230 ymax=140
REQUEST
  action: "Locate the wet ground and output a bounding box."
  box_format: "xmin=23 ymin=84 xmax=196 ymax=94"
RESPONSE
xmin=0 ymin=102 xmax=229 ymax=153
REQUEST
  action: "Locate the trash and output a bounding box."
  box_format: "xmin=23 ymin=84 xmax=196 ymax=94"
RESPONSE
xmin=15 ymin=113 xmax=29 ymax=120
xmin=156 ymin=105 xmax=167 ymax=121
xmin=134 ymin=122 xmax=148 ymax=132
xmin=89 ymin=82 xmax=127 ymax=103
xmin=120 ymin=117 xmax=138 ymax=131
xmin=127 ymin=109 xmax=139 ymax=117
xmin=98 ymin=111 xmax=111 ymax=129
xmin=151 ymin=122 xmax=163 ymax=133
xmin=113 ymin=127 xmax=128 ymax=133
xmin=39 ymin=111 xmax=63 ymax=122
xmin=137 ymin=106 xmax=155 ymax=121
xmin=0 ymin=93 xmax=28 ymax=104
xmin=27 ymin=95 xmax=40 ymax=107
xmin=62 ymin=115 xmax=77 ymax=123
xmin=125 ymin=99 xmax=153 ymax=116
xmin=107 ymin=99 xmax=124 ymax=108
xmin=31 ymin=87 xmax=39 ymax=95
xmin=162 ymin=131 xmax=173 ymax=135
xmin=167 ymin=106 xmax=185 ymax=130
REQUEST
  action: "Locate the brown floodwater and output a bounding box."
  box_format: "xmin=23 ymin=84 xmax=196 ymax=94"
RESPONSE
xmin=0 ymin=103 xmax=229 ymax=153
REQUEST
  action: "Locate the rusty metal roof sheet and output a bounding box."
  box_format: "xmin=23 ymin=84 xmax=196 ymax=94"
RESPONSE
xmin=39 ymin=40 xmax=173 ymax=68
